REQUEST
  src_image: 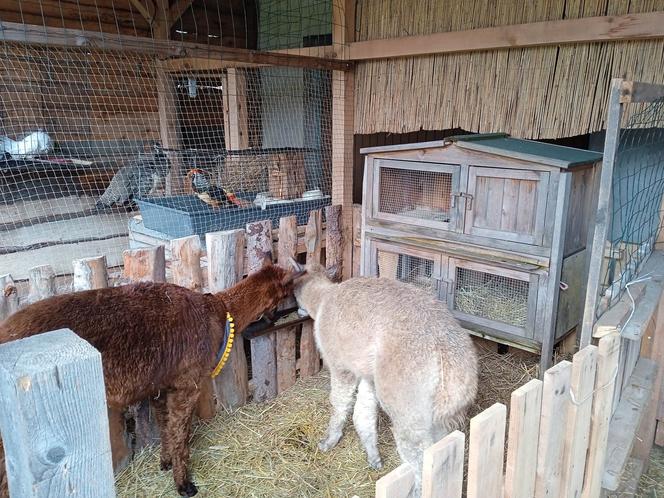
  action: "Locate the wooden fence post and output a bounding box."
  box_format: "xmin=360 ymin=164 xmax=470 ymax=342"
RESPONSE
xmin=276 ymin=215 xmax=298 ymax=393
xmin=562 ymin=345 xmax=598 ymax=498
xmin=352 ymin=203 xmax=362 ymax=277
xmin=325 ymin=205 xmax=343 ymax=282
xmin=299 ymin=209 xmax=323 ymax=378
xmin=375 ymin=463 xmax=415 ymax=498
xmin=246 ymin=220 xmax=278 ymax=402
xmin=504 ymin=379 xmax=543 ymax=498
xmin=0 ymin=329 xmax=115 ymax=497
xmin=0 ymin=274 xmax=19 ymax=321
xmin=206 ymin=229 xmax=249 ymax=412
xmin=171 ymin=235 xmax=203 ymax=291
xmin=467 ymin=403 xmax=507 ymax=498
xmin=123 ymin=246 xmax=166 ymax=283
xmin=422 ymin=430 xmax=465 ymax=498
xmin=73 ymin=256 xmax=109 ymax=291
xmin=27 ymin=265 xmax=56 ymax=303
xmin=122 ymin=247 xmax=164 ymax=451
xmin=582 ymin=332 xmax=621 ymax=498
xmin=535 ymin=360 xmax=572 ymax=498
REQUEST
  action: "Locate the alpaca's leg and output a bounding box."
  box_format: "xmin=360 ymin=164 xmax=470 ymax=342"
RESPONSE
xmin=151 ymin=392 xmax=172 ymax=471
xmin=107 ymin=407 xmax=131 ymax=471
xmin=320 ymin=370 xmax=357 ymax=451
xmin=165 ymin=387 xmax=200 ymax=497
xmin=353 ymin=379 xmax=382 ymax=469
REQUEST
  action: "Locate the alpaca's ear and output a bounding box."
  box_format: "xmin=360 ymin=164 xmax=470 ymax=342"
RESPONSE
xmin=282 ymin=268 xmax=307 ymax=285
xmin=288 ymin=256 xmax=304 ymax=272
xmin=325 ymin=264 xmax=340 ymax=282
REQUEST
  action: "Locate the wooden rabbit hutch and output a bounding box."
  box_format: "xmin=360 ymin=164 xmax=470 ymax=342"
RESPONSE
xmin=359 ymin=133 xmax=603 ymax=371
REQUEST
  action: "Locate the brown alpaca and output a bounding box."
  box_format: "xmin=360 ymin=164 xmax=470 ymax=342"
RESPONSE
xmin=0 ymin=263 xmax=304 ymax=497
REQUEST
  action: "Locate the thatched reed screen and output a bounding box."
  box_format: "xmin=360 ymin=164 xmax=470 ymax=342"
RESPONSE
xmin=354 ymin=0 xmax=664 ymax=138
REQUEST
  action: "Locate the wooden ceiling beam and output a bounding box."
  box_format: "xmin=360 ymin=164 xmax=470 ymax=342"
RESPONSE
xmin=0 ymin=20 xmax=352 ymax=71
xmin=128 ymin=0 xmax=155 ymax=25
xmin=349 ymin=11 xmax=664 ymax=61
xmin=169 ymin=0 xmax=194 ymax=27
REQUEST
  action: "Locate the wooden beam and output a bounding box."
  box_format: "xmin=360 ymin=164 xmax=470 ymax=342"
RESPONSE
xmin=129 ymin=0 xmax=155 ymax=24
xmin=620 ymin=80 xmax=664 ymax=104
xmin=169 ymin=0 xmax=194 ymax=27
xmin=331 ymin=0 xmax=355 ymax=280
xmin=349 ymin=11 xmax=664 ymax=61
xmin=0 ymin=21 xmax=352 ymax=72
xmin=222 ymin=68 xmax=249 ymax=150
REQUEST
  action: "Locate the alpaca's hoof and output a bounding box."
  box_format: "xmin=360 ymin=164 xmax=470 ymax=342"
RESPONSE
xmin=177 ymin=481 xmax=198 ymax=497
xmin=318 ymin=439 xmax=334 ymax=452
xmin=368 ymin=457 xmax=383 ymax=470
xmin=160 ymin=459 xmax=172 ymax=471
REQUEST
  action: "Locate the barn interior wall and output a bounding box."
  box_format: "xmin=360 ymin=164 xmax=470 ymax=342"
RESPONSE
xmin=353 ymin=0 xmax=664 ymax=139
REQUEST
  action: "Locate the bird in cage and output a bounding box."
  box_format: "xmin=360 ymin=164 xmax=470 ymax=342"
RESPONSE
xmin=186 ymin=168 xmax=250 ymax=208
xmin=96 ymin=142 xmax=171 ymax=210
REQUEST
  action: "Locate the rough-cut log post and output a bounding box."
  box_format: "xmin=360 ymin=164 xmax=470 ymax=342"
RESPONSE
xmin=325 ymin=205 xmax=343 ymax=282
xmin=123 ymin=246 xmax=166 ymax=283
xmin=300 ymin=210 xmax=323 ymax=378
xmin=170 ymin=235 xmax=203 ymax=291
xmin=0 ymin=329 xmax=114 ymax=497
xmin=0 ymin=274 xmax=19 ymax=321
xmin=73 ymin=256 xmax=109 ymax=291
xmin=27 ymin=265 xmax=56 ymax=303
xmin=206 ymin=229 xmax=249 ymax=412
xmin=352 ymin=203 xmax=362 ymax=277
xmin=122 ymin=247 xmax=165 ymax=451
xmin=246 ymin=219 xmax=278 ymax=402
xmin=276 ymin=216 xmax=298 ymax=393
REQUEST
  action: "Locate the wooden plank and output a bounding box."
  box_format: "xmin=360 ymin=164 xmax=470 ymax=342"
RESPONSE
xmin=581 ymin=79 xmax=624 ymax=348
xmin=504 ymin=379 xmax=543 ymax=498
xmin=122 ymin=246 xmax=166 ymax=283
xmin=349 ymin=12 xmax=664 ymax=61
xmin=535 ymin=361 xmax=572 ymax=498
xmin=485 ymin=177 xmax=505 ymax=230
xmin=325 ymin=205 xmax=344 ymax=281
xmin=156 ymin=65 xmax=183 ymax=194
xmin=246 ymin=220 xmax=277 ymax=402
xmin=620 ymin=81 xmax=664 ymax=104
xmin=299 ymin=210 xmax=323 ymax=379
xmin=501 ymin=179 xmax=520 ymax=233
xmin=582 ymin=332 xmax=622 ymax=498
xmin=352 ymin=204 xmax=363 ymax=277
xmin=206 ymin=229 xmax=249 ymax=412
xmin=169 ymin=0 xmax=193 ymax=26
xmin=562 ymin=345 xmax=598 ymax=498
xmin=332 ymin=0 xmax=355 ymax=278
xmin=276 ymin=216 xmax=297 ymax=393
xmin=72 ymin=255 xmax=109 ymax=291
xmin=655 ymin=420 xmax=664 ymax=447
xmin=27 ymin=264 xmax=56 ymax=303
xmin=170 ymin=235 xmax=203 ymax=291
xmin=0 ymin=21 xmax=352 ymax=72
xmin=375 ymin=463 xmax=415 ymax=498
xmin=467 ymin=403 xmax=507 ymax=498
xmin=602 ymin=358 xmax=657 ymax=490
xmin=0 ymin=329 xmax=114 ymax=498
xmin=222 ymin=68 xmax=249 ymax=151
xmin=422 ymin=430 xmax=465 ymax=498
xmin=621 ymin=276 xmax=664 ymax=340
xmin=0 ymin=274 xmax=19 ymax=321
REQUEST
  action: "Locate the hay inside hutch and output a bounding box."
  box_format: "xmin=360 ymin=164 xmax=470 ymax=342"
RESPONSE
xmin=360 ymin=134 xmax=603 ymax=371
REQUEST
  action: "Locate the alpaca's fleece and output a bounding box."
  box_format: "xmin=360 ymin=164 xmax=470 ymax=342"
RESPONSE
xmin=293 ymin=263 xmax=478 ymax=498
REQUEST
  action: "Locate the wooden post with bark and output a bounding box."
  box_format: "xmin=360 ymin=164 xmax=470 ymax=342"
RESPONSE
xmin=0 ymin=274 xmax=19 ymax=322
xmin=0 ymin=329 xmax=115 ymax=498
xmin=325 ymin=205 xmax=344 ymax=281
xmin=73 ymin=256 xmax=109 ymax=291
xmin=246 ymin=219 xmax=278 ymax=402
xmin=276 ymin=216 xmax=298 ymax=393
xmin=206 ymin=229 xmax=249 ymax=412
xmin=170 ymin=235 xmax=203 ymax=291
xmin=123 ymin=246 xmax=166 ymax=283
xmin=299 ymin=209 xmax=322 ymax=378
xmin=27 ymin=265 xmax=56 ymax=303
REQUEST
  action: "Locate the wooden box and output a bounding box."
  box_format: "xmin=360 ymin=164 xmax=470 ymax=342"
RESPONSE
xmin=360 ymin=133 xmax=602 ymax=370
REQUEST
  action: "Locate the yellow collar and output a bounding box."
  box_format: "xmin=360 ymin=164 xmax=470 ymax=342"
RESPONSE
xmin=211 ymin=312 xmax=235 ymax=378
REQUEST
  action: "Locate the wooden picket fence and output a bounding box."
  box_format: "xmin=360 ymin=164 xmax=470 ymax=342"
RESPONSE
xmin=375 ymin=253 xmax=664 ymax=498
xmin=0 ymin=205 xmax=344 ymax=470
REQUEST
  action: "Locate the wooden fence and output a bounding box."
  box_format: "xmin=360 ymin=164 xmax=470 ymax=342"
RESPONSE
xmin=0 ymin=205 xmax=344 ymax=476
xmin=376 ymin=252 xmax=664 ymax=498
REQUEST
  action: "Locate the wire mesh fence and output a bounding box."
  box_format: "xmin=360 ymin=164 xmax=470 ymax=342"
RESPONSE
xmin=598 ymin=97 xmax=664 ymax=310
xmin=0 ymin=0 xmax=346 ymax=279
